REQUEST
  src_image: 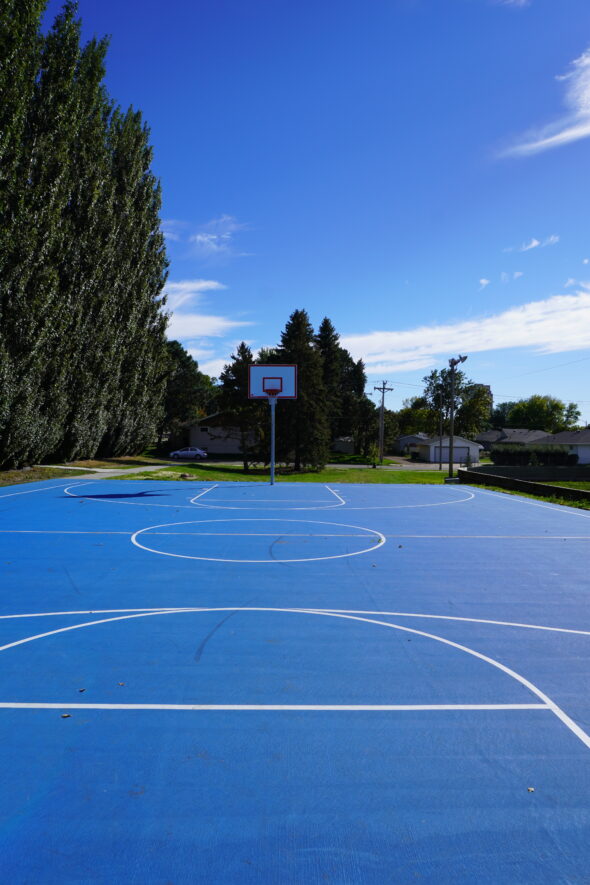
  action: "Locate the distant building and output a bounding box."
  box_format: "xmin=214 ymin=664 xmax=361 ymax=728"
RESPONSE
xmin=189 ymin=413 xmax=256 ymax=456
xmin=475 ymin=428 xmax=548 ymax=451
xmin=532 ymin=429 xmax=590 ymax=465
xmin=408 ymin=436 xmax=482 ymax=465
xmin=395 ymin=433 xmax=431 ymax=454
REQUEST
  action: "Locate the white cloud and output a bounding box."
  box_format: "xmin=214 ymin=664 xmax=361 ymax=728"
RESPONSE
xmin=513 ymin=271 xmax=524 ymax=279
xmin=167 ymin=313 xmax=251 ymax=340
xmin=341 ymin=291 xmax=590 ymax=373
xmin=501 ymin=47 xmax=590 ymax=157
xmin=163 ymin=279 xmax=226 ymax=311
xmin=479 ymin=278 xmax=491 ymax=290
xmin=189 ymin=215 xmax=250 ymax=260
xmin=583 ymin=258 xmax=589 ymax=265
xmin=500 ymin=272 xmax=510 ymax=284
xmin=564 ymin=278 xmax=577 ymax=288
xmin=163 ymin=277 xmax=253 ymax=347
xmin=161 ymin=219 xmax=186 ymax=241
xmin=504 ymin=235 xmax=559 ymax=253
xmin=196 ymin=358 xmax=227 ymax=378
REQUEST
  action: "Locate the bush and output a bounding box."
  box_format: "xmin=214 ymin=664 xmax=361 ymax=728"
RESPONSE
xmin=489 ymin=444 xmax=578 ymax=466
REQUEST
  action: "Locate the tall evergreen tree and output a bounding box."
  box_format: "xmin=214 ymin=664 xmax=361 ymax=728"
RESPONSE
xmin=275 ymin=310 xmax=329 ymax=470
xmin=315 ymin=317 xmax=343 ymax=441
xmin=219 ymin=342 xmax=265 ymax=470
xmin=0 ymin=3 xmax=169 ymax=466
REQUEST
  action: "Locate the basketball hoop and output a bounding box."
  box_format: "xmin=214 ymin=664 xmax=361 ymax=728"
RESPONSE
xmin=265 ymin=388 xmax=280 ymax=400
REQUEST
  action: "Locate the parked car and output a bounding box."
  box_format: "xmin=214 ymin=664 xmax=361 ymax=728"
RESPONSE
xmin=169 ymin=446 xmax=208 ymax=460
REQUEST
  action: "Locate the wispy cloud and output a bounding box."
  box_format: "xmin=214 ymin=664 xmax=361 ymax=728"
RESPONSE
xmin=495 ymin=0 xmax=531 ymax=7
xmin=564 ymin=278 xmax=577 ymax=288
xmin=163 ymin=277 xmax=253 ymax=342
xmin=479 ymin=278 xmax=491 ymax=290
xmin=164 ymin=279 xmax=226 ymax=311
xmin=189 ymin=215 xmax=250 ymax=261
xmin=501 ymin=47 xmax=590 ymax=157
xmin=505 ymin=234 xmax=559 ymax=253
xmin=513 ymin=271 xmax=524 ymax=279
xmin=161 ymin=219 xmax=186 ymax=242
xmin=341 ymin=291 xmax=590 ymax=374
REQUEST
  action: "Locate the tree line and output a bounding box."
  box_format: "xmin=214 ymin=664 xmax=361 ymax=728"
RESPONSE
xmin=0 ymin=1 xmax=169 ymax=468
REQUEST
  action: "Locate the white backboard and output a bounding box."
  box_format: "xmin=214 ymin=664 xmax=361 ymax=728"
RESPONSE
xmin=248 ymin=364 xmax=297 ymax=399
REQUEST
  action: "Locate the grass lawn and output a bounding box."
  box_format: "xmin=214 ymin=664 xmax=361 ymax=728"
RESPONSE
xmin=0 ymin=466 xmax=94 ymax=488
xmin=538 ymin=480 xmax=590 ymax=491
xmin=66 ymin=455 xmax=170 ymax=469
xmin=116 ymin=463 xmax=446 ymax=484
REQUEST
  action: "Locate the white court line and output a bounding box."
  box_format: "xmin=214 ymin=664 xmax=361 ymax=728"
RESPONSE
xmin=0 ymin=702 xmax=550 ymax=712
xmin=0 ymin=481 xmax=76 ymax=499
xmin=1 ymin=607 xmax=590 ymax=637
xmin=1 ymin=531 xmax=589 ymax=540
xmin=64 ymin=482 xmax=201 ymax=509
xmin=189 ymin=484 xmax=218 ymax=500
xmin=131 ymin=518 xmax=386 ymax=563
xmin=343 ymin=490 xmax=476 ymax=510
xmin=325 ymin=485 xmax=346 ymax=506
xmin=0 ymin=606 xmax=587 ymax=747
xmin=474 ymin=486 xmax=590 ymax=519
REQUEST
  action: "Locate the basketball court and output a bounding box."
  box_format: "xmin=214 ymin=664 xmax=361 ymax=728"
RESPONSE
xmin=1 ymin=475 xmax=590 ymax=882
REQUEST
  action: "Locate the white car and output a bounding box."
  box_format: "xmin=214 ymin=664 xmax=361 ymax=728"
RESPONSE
xmin=169 ymin=446 xmax=208 ymax=460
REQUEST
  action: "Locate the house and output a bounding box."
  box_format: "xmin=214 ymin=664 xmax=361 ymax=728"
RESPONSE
xmin=475 ymin=428 xmax=548 ymax=450
xmin=395 ymin=433 xmax=431 ymax=454
xmin=332 ymin=436 xmax=355 ymax=454
xmin=532 ymin=429 xmax=590 ymax=465
xmin=410 ymin=436 xmax=482 ymax=465
xmin=189 ymin=413 xmax=256 ymax=456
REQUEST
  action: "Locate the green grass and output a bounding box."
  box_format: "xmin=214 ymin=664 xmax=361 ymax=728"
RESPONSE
xmin=66 ymin=455 xmax=169 ymax=469
xmin=0 ymin=466 xmax=94 ymax=487
xmin=536 ymin=480 xmax=590 ymax=491
xmin=327 ymin=453 xmax=395 ymax=466
xmin=116 ymin=463 xmax=446 ymax=484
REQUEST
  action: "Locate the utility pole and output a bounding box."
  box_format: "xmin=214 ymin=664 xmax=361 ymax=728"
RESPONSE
xmin=373 ymin=381 xmax=394 ymax=463
xmin=448 ymin=355 xmax=468 ymax=478
xmin=438 ymin=390 xmax=444 ymax=471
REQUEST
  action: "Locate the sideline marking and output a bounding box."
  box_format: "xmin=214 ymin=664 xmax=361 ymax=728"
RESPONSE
xmin=131 ymin=518 xmax=386 ymax=563
xmin=0 ymin=606 xmax=588 ymax=748
xmin=474 ymin=486 xmax=590 ymax=519
xmin=189 ymin=484 xmax=218 ymax=501
xmin=64 ymin=482 xmax=202 ymax=509
xmin=0 ymin=702 xmax=550 ymax=712
xmin=0 ymin=482 xmax=75 ymax=499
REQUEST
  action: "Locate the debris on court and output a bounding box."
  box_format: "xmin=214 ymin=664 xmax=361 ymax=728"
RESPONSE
xmin=60 ymin=713 xmax=71 ymax=719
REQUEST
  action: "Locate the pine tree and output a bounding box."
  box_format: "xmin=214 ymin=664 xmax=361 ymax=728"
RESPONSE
xmin=315 ymin=317 xmax=343 ymax=443
xmin=276 ymin=310 xmax=329 ymax=470
xmin=219 ymin=342 xmax=265 ymax=470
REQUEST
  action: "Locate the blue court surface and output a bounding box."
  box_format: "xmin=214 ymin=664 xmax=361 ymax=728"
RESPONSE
xmin=1 ymin=477 xmax=590 ymax=883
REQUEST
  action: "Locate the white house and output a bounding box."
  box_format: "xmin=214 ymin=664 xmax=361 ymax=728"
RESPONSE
xmin=533 ymin=430 xmax=590 ymax=465
xmin=410 ymin=435 xmax=481 ymax=465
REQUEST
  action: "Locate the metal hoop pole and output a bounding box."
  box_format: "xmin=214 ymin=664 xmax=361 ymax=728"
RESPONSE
xmin=269 ymin=396 xmax=277 ymax=485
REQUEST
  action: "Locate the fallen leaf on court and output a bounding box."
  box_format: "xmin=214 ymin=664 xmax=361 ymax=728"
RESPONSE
xmin=78 ymin=688 xmax=85 ymax=693
xmin=528 ymin=787 xmax=535 ymax=792
xmin=61 ymin=713 xmax=71 ymax=719
xmin=118 ymin=682 xmax=125 ymax=686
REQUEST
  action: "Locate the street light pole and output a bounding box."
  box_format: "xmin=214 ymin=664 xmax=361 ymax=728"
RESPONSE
xmin=448 ymin=354 xmax=467 ymax=478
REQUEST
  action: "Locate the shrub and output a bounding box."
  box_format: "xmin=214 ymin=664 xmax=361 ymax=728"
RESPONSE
xmin=489 ymin=444 xmax=578 ymax=467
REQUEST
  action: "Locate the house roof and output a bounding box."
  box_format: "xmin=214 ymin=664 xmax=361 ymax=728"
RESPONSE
xmin=414 ymin=436 xmax=481 ymax=447
xmin=397 ymin=433 xmax=430 ymax=442
xmin=476 ymin=428 xmax=548 ymax=444
xmin=534 ymin=429 xmax=590 ymax=445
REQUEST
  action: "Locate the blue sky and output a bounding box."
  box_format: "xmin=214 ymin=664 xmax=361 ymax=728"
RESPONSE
xmin=44 ymin=0 xmax=590 ymax=421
